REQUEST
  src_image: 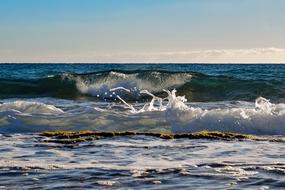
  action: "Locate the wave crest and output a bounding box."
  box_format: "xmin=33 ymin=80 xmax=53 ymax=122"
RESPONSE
xmin=65 ymin=71 xmax=192 ymax=98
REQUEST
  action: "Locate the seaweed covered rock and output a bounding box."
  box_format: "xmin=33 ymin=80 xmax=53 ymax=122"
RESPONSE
xmin=40 ymin=130 xmax=270 ymax=144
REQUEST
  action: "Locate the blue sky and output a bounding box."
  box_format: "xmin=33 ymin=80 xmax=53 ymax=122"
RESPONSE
xmin=1 ymin=0 xmax=285 ymax=63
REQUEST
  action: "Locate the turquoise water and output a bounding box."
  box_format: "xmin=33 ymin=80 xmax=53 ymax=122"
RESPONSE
xmin=0 ymin=64 xmax=284 ymax=189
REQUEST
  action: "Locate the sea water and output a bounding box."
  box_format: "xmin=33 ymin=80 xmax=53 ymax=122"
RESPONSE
xmin=0 ymin=64 xmax=284 ymax=189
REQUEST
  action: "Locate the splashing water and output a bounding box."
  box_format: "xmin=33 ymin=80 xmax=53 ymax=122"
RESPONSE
xmin=66 ymin=71 xmax=193 ymax=98
xmin=111 ymin=88 xmax=285 ymax=135
xmin=0 ymin=87 xmax=284 ymax=135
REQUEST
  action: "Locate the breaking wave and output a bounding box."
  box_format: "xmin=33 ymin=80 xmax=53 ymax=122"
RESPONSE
xmin=0 ymin=70 xmax=285 ymax=102
xmin=66 ymin=70 xmax=192 ymax=100
xmin=0 ymin=89 xmax=284 ymax=135
xmin=109 ymin=89 xmax=285 ymax=135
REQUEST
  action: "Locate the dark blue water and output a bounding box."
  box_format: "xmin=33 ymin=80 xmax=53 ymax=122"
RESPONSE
xmin=0 ymin=64 xmax=285 ymax=102
xmin=1 ymin=64 xmax=285 ymax=80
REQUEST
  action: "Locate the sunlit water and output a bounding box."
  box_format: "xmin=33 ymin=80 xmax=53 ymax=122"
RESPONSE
xmin=0 ymin=134 xmax=284 ymax=189
xmin=0 ymin=64 xmax=284 ymax=189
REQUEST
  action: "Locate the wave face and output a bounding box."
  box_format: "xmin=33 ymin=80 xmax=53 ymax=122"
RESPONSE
xmin=0 ymin=70 xmax=193 ymax=100
xmin=66 ymin=71 xmax=193 ymax=100
xmin=0 ymin=69 xmax=285 ymax=102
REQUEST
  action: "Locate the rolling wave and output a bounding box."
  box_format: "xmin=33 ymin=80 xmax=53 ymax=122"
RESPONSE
xmin=0 ymin=90 xmax=284 ymax=135
xmin=0 ymin=70 xmax=284 ymax=102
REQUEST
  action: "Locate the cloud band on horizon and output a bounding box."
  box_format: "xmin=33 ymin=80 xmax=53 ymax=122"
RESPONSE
xmin=1 ymin=48 xmax=285 ymax=63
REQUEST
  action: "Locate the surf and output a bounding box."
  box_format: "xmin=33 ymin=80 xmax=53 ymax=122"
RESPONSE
xmin=0 ymin=88 xmax=284 ymax=135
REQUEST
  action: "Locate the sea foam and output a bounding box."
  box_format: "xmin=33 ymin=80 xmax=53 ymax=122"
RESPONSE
xmin=113 ymin=88 xmax=285 ymax=135
xmin=0 ymin=101 xmax=64 ymax=114
xmin=0 ymin=88 xmax=284 ymax=135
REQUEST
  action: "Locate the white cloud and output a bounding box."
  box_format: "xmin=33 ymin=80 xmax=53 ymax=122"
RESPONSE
xmin=84 ymin=48 xmax=285 ymax=63
xmin=1 ymin=48 xmax=285 ymax=63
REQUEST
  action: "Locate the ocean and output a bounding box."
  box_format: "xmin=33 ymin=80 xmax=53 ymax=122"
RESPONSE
xmin=0 ymin=64 xmax=284 ymax=189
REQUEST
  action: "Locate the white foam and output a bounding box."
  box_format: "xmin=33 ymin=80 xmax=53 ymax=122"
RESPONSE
xmin=110 ymin=87 xmax=131 ymax=93
xmin=116 ymin=89 xmax=285 ymax=135
xmin=67 ymin=71 xmax=192 ymax=97
xmin=0 ymin=101 xmax=64 ymax=114
xmin=0 ymin=89 xmax=284 ymax=135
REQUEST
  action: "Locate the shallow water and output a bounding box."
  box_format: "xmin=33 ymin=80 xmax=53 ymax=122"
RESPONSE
xmin=0 ymin=134 xmax=284 ymax=189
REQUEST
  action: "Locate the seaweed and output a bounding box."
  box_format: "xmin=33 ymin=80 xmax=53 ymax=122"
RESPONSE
xmin=40 ymin=130 xmax=270 ymax=144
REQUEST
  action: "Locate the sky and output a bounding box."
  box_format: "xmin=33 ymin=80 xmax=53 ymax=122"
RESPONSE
xmin=0 ymin=0 xmax=285 ymax=63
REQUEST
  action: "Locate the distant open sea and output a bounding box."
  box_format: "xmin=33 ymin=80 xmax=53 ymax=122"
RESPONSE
xmin=0 ymin=64 xmax=284 ymax=189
